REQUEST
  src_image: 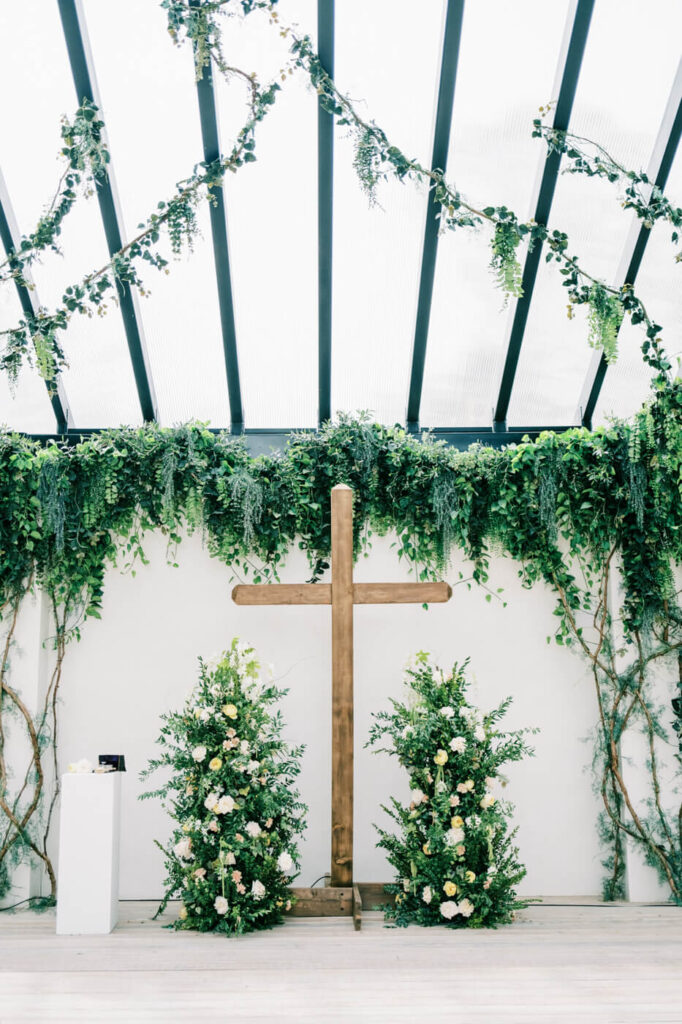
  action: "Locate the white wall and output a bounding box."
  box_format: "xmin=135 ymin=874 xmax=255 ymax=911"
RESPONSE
xmin=22 ymin=528 xmax=603 ymax=900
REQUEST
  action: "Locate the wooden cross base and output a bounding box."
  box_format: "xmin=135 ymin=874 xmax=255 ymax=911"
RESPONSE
xmin=287 ymin=883 xmax=395 ymax=931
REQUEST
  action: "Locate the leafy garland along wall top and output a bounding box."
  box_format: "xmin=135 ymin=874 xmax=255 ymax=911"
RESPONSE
xmin=1 ymin=386 xmax=682 ymax=904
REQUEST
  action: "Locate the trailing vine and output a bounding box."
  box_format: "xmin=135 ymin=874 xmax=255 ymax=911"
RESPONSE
xmin=0 ymin=56 xmax=282 ymax=386
xmin=0 ymin=0 xmax=677 ymax=392
xmin=534 ymin=110 xmax=682 ymax=262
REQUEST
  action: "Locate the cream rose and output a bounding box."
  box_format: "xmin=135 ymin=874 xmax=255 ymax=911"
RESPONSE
xmin=277 ymin=851 xmax=293 ymax=873
xmin=251 ymin=880 xmax=266 ymax=900
xmin=458 ymin=898 xmax=474 ymax=918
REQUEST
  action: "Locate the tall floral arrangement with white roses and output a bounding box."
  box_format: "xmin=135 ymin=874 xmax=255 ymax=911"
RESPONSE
xmin=140 ymin=639 xmax=307 ymax=934
xmin=368 ymin=652 xmax=535 ymax=928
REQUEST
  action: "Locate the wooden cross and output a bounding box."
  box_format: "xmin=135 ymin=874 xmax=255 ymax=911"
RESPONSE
xmin=232 ymin=484 xmax=451 ymax=888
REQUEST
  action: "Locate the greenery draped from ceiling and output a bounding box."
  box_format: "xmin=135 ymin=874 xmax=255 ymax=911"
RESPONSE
xmin=0 ymin=1 xmax=680 ymax=385
xmin=1 ymin=382 xmax=682 ymax=903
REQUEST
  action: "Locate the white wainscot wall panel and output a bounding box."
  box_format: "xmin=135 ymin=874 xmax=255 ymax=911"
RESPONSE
xmin=44 ymin=531 xmax=604 ymax=899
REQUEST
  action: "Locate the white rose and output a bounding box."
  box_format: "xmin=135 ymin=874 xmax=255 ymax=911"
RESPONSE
xmin=225 ymin=851 xmax=236 ymax=866
xmin=440 ymin=901 xmax=459 ymax=920
xmin=449 ymin=736 xmax=466 ymax=754
xmin=245 ymin=821 xmax=261 ymax=838
xmin=192 ymin=745 xmax=207 ymax=762
xmin=204 ymin=792 xmax=219 ymax=812
xmin=410 ymin=789 xmax=425 ymax=804
xmin=247 ymin=760 xmax=260 ymax=775
xmin=474 ymin=725 xmax=486 ymax=742
xmin=422 ymin=885 xmax=432 ymax=904
xmin=217 ymin=795 xmax=235 ymax=814
xmin=449 ymin=794 xmax=460 ymax=807
xmin=440 ymin=707 xmax=455 ymax=719
xmin=277 ymin=851 xmax=293 ymax=873
xmin=199 ymin=708 xmax=211 ymax=723
xmin=240 ymin=740 xmax=251 ymax=755
xmin=480 ymin=792 xmax=496 ymax=810
xmin=251 ymin=880 xmax=266 ymax=900
xmin=214 ymin=895 xmax=228 ymax=915
xmin=458 ymin=898 xmax=474 ymax=918
xmin=445 ymin=827 xmax=465 ymax=846
xmin=173 ymin=837 xmax=193 ymax=861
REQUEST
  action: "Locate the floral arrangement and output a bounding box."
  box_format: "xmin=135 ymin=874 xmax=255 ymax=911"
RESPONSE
xmin=368 ymin=652 xmax=536 ymax=928
xmin=140 ymin=639 xmax=307 ymax=934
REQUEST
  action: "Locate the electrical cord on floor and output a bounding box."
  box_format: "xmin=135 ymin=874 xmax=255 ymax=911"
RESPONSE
xmin=308 ymin=874 xmax=331 ymax=888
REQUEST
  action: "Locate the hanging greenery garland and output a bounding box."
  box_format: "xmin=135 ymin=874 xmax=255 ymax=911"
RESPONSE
xmin=0 ymin=0 xmax=677 ymax=390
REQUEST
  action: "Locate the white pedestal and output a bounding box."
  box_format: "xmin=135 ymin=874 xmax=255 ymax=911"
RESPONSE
xmin=56 ymin=773 xmax=122 ymax=934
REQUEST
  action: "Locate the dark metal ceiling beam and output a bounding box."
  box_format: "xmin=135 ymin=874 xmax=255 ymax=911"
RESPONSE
xmin=317 ymin=0 xmax=334 ymax=426
xmin=406 ymin=0 xmax=464 ymax=430
xmin=0 ymin=169 xmax=72 ymax=432
xmin=57 ymin=0 xmax=158 ymax=423
xmin=576 ymin=58 xmax=682 ymax=428
xmin=193 ymin=37 xmax=243 ymax=433
xmin=492 ymin=0 xmax=594 ymax=429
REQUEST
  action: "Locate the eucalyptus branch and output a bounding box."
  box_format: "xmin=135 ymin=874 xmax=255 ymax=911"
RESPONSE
xmin=0 ymin=62 xmax=281 ymax=388
xmin=0 ymin=99 xmax=109 ymax=285
xmin=534 ymin=118 xmax=682 ymax=257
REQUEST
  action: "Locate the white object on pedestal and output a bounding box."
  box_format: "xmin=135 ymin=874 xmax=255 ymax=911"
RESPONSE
xmin=56 ymin=772 xmax=122 ymax=934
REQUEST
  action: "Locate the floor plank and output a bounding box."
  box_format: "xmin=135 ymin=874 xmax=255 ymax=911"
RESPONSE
xmin=0 ymin=901 xmax=681 ymax=1023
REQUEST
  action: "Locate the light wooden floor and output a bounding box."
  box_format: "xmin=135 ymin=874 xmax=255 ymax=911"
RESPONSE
xmin=1 ymin=900 xmax=681 ymax=1023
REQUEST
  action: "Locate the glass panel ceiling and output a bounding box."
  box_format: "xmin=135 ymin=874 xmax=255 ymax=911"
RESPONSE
xmin=0 ymin=0 xmax=142 ymax=430
xmin=216 ymin=0 xmax=318 ymax=429
xmin=508 ymin=0 xmax=682 ymax=426
xmin=331 ymin=0 xmax=445 ymax=424
xmin=420 ymin=0 xmax=570 ymax=428
xmin=82 ymin=0 xmax=231 ymax=428
xmin=0 ymin=1 xmax=679 ymax=434
xmin=595 ymin=145 xmax=682 ymax=426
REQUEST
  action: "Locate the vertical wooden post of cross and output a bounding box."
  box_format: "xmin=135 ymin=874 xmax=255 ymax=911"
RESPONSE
xmin=330 ymin=484 xmax=354 ymax=887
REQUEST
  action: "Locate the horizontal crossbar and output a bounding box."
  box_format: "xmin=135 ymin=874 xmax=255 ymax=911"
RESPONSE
xmin=232 ymin=581 xmax=452 ymax=606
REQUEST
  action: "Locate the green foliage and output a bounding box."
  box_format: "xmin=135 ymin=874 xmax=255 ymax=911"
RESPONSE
xmin=368 ymin=653 xmax=535 ymax=927
xmin=140 ymin=639 xmax=306 ymax=934
xmin=2 ymin=395 xmax=682 ymax=902
xmin=534 ymin=118 xmax=682 ymax=263
xmin=162 ymin=0 xmax=277 ymax=80
xmin=489 ymin=221 xmax=524 ymax=305
xmin=587 ymin=282 xmax=624 ymax=363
